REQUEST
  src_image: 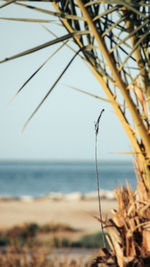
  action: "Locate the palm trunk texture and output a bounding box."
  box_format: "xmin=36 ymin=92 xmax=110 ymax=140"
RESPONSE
xmin=1 ymin=0 xmax=150 ymax=266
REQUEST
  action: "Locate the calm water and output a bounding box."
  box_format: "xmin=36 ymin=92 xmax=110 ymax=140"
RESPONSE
xmin=0 ymin=161 xmax=136 ymax=198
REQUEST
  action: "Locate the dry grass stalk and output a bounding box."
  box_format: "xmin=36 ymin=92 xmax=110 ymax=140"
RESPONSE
xmin=0 ymin=246 xmax=90 ymax=267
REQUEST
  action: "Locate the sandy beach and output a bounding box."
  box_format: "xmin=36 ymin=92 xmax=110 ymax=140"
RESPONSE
xmin=0 ymin=197 xmax=117 ymax=235
xmin=0 ymin=197 xmax=118 ymax=264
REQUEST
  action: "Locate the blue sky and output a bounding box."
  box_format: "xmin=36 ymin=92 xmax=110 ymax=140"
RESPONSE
xmin=0 ymin=4 xmax=132 ymax=161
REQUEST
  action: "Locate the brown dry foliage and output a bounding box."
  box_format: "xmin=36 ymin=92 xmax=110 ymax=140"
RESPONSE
xmin=91 ymin=177 xmax=150 ymax=267
xmin=0 ymin=246 xmax=91 ymax=267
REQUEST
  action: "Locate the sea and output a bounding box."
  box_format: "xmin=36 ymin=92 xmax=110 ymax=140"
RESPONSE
xmin=0 ymin=160 xmax=137 ymax=199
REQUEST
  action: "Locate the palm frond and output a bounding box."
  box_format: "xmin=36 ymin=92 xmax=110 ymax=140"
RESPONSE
xmin=9 ymin=41 xmax=68 ymax=103
xmin=118 ymin=31 xmax=150 ymax=72
xmin=0 ymin=31 xmax=89 ymax=63
xmin=22 ymin=47 xmax=83 ymax=132
xmin=65 ymin=84 xmax=125 ymax=107
xmin=0 ymin=0 xmax=17 ymax=8
xmin=40 ymin=24 xmax=85 ymax=61
xmin=0 ymin=17 xmax=56 ymax=23
xmin=110 ymin=18 xmax=149 ymax=53
xmin=15 ymin=2 xmax=85 ymax=21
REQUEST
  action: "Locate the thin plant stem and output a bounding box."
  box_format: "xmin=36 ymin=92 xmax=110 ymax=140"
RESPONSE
xmin=95 ymin=109 xmax=106 ymax=247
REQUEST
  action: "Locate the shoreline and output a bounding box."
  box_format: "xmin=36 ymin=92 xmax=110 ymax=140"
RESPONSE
xmin=0 ymin=197 xmax=118 ymax=233
xmin=0 ymin=189 xmax=116 ymax=202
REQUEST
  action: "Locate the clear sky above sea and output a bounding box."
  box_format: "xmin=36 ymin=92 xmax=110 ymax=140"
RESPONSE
xmin=0 ymin=3 xmax=133 ymax=161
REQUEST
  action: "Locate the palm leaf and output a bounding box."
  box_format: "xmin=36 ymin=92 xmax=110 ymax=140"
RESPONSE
xmin=0 ymin=0 xmax=16 ymax=8
xmin=40 ymin=24 xmax=85 ymax=60
xmin=118 ymin=31 xmax=150 ymax=71
xmin=102 ymin=16 xmax=126 ymax=38
xmin=93 ymin=6 xmax=118 ymax=22
xmin=65 ymin=84 xmax=125 ymax=107
xmin=9 ymin=41 xmax=68 ymax=103
xmin=15 ymin=2 xmax=85 ymax=21
xmin=85 ymin=0 xmax=147 ymax=18
xmin=22 ymin=47 xmax=83 ymax=132
xmin=110 ymin=18 xmax=149 ymax=53
xmin=0 ymin=31 xmax=89 ymax=63
xmin=0 ymin=17 xmax=56 ymax=23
